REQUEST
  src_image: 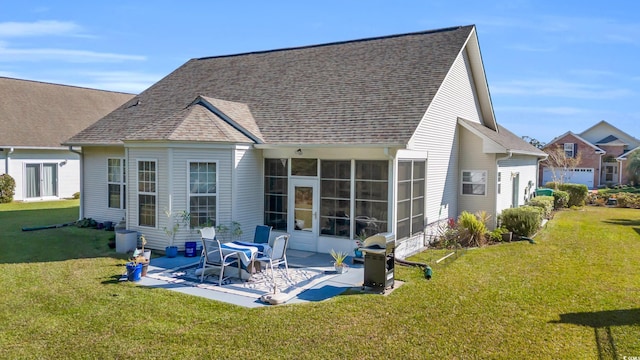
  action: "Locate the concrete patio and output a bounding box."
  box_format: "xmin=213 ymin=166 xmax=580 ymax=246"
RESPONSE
xmin=137 ymin=249 xmax=366 ymax=308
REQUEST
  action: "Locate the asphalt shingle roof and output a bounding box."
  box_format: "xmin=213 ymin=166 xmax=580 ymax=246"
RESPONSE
xmin=66 ymin=25 xmax=475 ymax=146
xmin=460 ymin=118 xmax=547 ymax=156
xmin=0 ymin=77 xmax=134 ymax=148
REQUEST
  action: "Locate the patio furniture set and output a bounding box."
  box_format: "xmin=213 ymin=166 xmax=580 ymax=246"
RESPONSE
xmin=197 ymin=225 xmax=291 ymax=287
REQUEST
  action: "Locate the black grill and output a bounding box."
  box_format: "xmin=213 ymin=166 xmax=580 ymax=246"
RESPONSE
xmin=361 ymin=233 xmax=395 ymax=293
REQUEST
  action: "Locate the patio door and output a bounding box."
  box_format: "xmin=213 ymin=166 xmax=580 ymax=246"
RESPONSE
xmin=288 ymin=178 xmax=318 ymax=252
xmin=25 ymin=163 xmax=58 ymax=199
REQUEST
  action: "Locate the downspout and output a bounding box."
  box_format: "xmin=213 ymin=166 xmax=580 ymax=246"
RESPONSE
xmin=495 ymin=151 xmax=513 ymax=228
xmin=536 ymin=153 xmax=549 ymax=188
xmin=5 ymin=147 xmax=14 ymax=174
xmin=69 ymin=146 xmax=83 ymax=220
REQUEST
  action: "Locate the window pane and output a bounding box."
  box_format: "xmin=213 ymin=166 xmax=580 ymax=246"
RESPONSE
xmin=291 ymin=158 xmax=318 ymax=176
xmin=264 ymin=159 xmax=288 ymax=229
xmin=189 ymin=195 xmax=216 ymax=227
xmin=398 ymin=181 xmax=411 ymax=201
xmin=138 ymin=194 xmax=156 ymax=227
xmin=109 ymin=184 xmax=121 ymax=208
xmin=398 ymin=161 xmax=411 ymax=181
xmin=413 ymin=161 xmax=425 ymax=179
xmin=320 ymin=160 xmax=351 ymax=238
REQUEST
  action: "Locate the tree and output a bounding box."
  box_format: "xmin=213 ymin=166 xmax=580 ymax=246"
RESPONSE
xmin=627 ymin=150 xmax=640 ymax=185
xmin=541 ymin=144 xmax=582 ymax=186
xmin=522 ymin=136 xmax=546 ymax=149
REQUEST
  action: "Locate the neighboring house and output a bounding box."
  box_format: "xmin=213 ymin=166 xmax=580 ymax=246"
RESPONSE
xmin=0 ymin=77 xmax=134 ymax=201
xmin=65 ymin=25 xmax=546 ymax=258
xmin=541 ymin=120 xmax=640 ymax=189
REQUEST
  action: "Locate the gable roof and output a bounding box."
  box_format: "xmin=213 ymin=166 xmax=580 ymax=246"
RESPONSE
xmin=0 ymin=77 xmax=134 ymax=148
xmin=544 ymin=131 xmax=605 ymax=153
xmin=579 ymin=120 xmax=640 ymax=147
xmin=458 ymin=118 xmax=547 ymax=157
xmin=66 ymin=25 xmax=480 ymax=146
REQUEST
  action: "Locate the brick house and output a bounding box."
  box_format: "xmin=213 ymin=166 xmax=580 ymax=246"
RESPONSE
xmin=540 ymin=120 xmax=640 ymax=188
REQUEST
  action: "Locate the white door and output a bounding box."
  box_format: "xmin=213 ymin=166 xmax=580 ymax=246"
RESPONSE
xmin=288 ymin=178 xmax=318 ymax=252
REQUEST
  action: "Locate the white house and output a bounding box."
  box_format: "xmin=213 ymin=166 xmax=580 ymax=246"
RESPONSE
xmin=65 ymin=25 xmax=546 ymax=258
xmin=0 ymin=77 xmax=133 ymax=201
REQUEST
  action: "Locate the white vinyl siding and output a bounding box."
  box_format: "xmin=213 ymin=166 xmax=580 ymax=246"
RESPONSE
xmin=232 ymin=147 xmax=263 ymax=241
xmin=82 ymin=147 xmax=126 ymax=222
xmin=457 ymin=127 xmax=496 ymax=220
xmin=497 ymin=155 xmax=539 ymax=214
xmin=408 ymin=49 xmax=484 ymax=226
xmin=5 ymin=149 xmax=79 ymax=201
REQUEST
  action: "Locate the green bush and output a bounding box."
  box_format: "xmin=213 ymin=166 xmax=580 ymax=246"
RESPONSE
xmin=527 ymin=196 xmax=554 ymax=218
xmin=558 ymin=183 xmax=589 ymax=207
xmin=615 ymin=193 xmax=640 ymax=209
xmin=553 ymin=190 xmax=569 ymax=209
xmin=0 ymin=173 xmax=16 ymax=203
xmin=499 ymin=206 xmax=543 ymax=237
xmin=457 ymin=211 xmax=488 ymax=247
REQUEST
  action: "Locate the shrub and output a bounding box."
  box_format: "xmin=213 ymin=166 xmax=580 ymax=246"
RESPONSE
xmin=499 ymin=206 xmax=543 ymax=237
xmin=527 ymin=196 xmax=554 ymax=218
xmin=457 ymin=211 xmax=488 ymax=247
xmin=72 ymin=192 xmax=80 ymax=199
xmin=616 ymin=193 xmax=640 ymax=209
xmin=553 ymin=190 xmax=569 ymax=209
xmin=558 ymin=183 xmax=589 ymax=207
xmin=0 ymin=174 xmax=16 ymax=203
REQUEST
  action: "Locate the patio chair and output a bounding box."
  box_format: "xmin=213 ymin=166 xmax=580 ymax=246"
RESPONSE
xmin=255 ymin=234 xmax=290 ymax=284
xmin=199 ymin=227 xmax=240 ymax=285
xmin=253 ymin=225 xmax=272 ymax=244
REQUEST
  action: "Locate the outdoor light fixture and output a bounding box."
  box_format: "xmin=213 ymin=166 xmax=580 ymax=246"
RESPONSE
xmin=295 ymin=149 xmax=303 ymax=155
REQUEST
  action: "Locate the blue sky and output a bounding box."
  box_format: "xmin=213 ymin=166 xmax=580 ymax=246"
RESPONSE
xmin=1 ymin=1 xmax=638 ymax=143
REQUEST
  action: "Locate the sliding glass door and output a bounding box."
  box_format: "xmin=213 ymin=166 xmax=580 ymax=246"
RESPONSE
xmin=25 ymin=163 xmax=58 ymax=198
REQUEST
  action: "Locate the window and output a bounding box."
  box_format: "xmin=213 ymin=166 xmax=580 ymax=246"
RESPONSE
xmin=355 ymin=160 xmax=388 ymax=236
xmin=564 ymin=143 xmax=575 ymax=158
xmin=108 ymin=158 xmax=126 ymax=209
xmin=291 ymin=158 xmax=317 ymax=176
xmin=189 ymin=162 xmax=217 ymax=227
xmin=25 ymin=163 xmax=58 ymax=198
xmin=462 ymin=170 xmax=487 ymax=196
xmin=497 ymin=172 xmax=502 ymax=195
xmin=264 ymin=159 xmax=288 ymax=230
xmin=320 ymin=160 xmax=351 ymax=237
xmin=396 ymin=160 xmax=425 ymax=240
xmin=137 ymin=160 xmax=156 ymax=227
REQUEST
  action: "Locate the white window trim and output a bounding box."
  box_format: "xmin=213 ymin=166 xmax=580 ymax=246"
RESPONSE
xmin=564 ymin=143 xmax=575 ymax=158
xmin=107 ymin=158 xmax=126 ymax=209
xmin=187 ymin=160 xmax=218 ymax=229
xmin=461 ymin=170 xmax=487 ymax=196
xmin=137 ymin=159 xmax=157 ymax=228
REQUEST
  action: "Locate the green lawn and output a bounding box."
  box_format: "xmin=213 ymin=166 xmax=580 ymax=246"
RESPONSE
xmin=1 ymin=201 xmax=639 ymax=359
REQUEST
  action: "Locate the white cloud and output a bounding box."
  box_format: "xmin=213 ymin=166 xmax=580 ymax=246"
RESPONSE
xmin=0 ymin=46 xmax=145 ymax=63
xmin=0 ymin=20 xmax=82 ymax=37
xmin=73 ymin=71 xmax=161 ymax=93
xmin=491 ymin=79 xmax=633 ymax=99
xmin=495 ymin=105 xmax=588 ymax=116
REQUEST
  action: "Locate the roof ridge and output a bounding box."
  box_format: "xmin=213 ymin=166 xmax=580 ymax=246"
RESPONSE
xmin=195 ymin=25 xmax=475 ymax=61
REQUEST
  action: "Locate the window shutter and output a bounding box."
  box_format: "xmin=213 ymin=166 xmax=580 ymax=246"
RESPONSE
xmin=573 ymin=143 xmax=578 ymax=158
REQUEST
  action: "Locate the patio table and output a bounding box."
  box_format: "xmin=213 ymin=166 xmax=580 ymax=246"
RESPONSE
xmin=221 ymin=241 xmax=271 ymax=270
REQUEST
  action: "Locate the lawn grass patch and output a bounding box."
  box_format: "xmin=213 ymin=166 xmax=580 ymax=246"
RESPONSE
xmin=1 ymin=201 xmax=639 ymax=358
